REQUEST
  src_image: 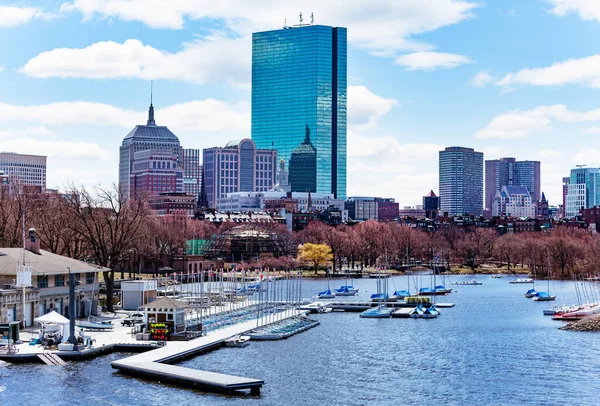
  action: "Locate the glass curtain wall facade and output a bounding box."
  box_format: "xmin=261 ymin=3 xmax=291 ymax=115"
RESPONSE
xmin=565 ymin=167 xmax=600 ymax=217
xmin=439 ymin=147 xmax=484 ymax=216
xmin=251 ymin=24 xmax=347 ymax=199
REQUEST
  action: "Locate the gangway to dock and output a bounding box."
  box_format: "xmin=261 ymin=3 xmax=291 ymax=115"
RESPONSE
xmin=36 ymin=352 xmax=66 ymax=366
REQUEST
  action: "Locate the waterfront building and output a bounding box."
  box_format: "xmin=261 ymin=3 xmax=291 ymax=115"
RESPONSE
xmin=289 ymin=126 xmax=317 ymax=193
xmin=119 ymin=101 xmax=182 ymax=199
xmin=129 ymin=150 xmax=183 ymax=199
xmin=423 ymin=190 xmax=440 ymax=219
xmin=252 ymin=23 xmax=347 ymax=199
xmin=0 ymin=152 xmax=46 ymax=191
xmin=565 ymin=167 xmax=600 ymax=218
xmin=203 ymin=139 xmax=277 ymax=209
xmin=182 ymin=149 xmax=202 ymax=200
xmin=492 ymin=185 xmax=535 ymax=218
xmin=148 ymin=193 xmax=196 ymax=217
xmin=485 ymin=158 xmax=540 ymax=210
xmin=0 ymin=230 xmax=104 ymax=326
xmin=439 ymin=146 xmax=484 ymax=216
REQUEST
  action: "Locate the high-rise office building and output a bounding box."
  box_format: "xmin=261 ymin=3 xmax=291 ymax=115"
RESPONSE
xmin=289 ymin=125 xmax=317 ymax=193
xmin=119 ymin=101 xmax=181 ymax=199
xmin=182 ymin=149 xmax=202 ymax=199
xmin=203 ymin=139 xmax=277 ymax=209
xmin=0 ymin=152 xmax=46 ymax=191
xmin=129 ymin=150 xmax=183 ymax=199
xmin=565 ymin=167 xmax=600 ymax=218
xmin=562 ymin=176 xmax=570 ymax=218
xmin=251 ymin=22 xmax=347 ymax=199
xmin=485 ymin=158 xmax=540 ymax=210
xmin=439 ymin=147 xmax=484 ymax=216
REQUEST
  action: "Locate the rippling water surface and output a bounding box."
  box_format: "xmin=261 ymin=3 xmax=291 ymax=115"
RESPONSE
xmin=2 ymin=276 xmax=600 ymax=406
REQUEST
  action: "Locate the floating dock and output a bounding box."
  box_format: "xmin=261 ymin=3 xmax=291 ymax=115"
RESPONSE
xmin=111 ymin=310 xmax=303 ymax=396
xmin=391 ymin=308 xmax=413 ymax=318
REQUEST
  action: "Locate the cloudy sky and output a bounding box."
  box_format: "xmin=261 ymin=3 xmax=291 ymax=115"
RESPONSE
xmin=0 ymin=0 xmax=599 ymax=206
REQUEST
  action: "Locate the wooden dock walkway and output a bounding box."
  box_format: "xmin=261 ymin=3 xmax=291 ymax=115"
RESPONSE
xmin=111 ymin=310 xmax=303 ymax=395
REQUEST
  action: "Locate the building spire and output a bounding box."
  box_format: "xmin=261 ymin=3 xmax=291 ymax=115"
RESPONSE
xmin=304 ymin=124 xmax=312 ymax=145
xmin=147 ymin=80 xmax=156 ymax=126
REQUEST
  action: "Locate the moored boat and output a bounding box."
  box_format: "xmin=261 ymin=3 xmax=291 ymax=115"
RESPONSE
xmin=359 ymin=305 xmax=393 ymax=318
xmin=335 ymin=285 xmax=359 ymax=296
xmin=225 ymin=335 xmax=250 ymax=347
xmin=317 ymin=288 xmax=335 ymax=299
xmin=418 ymin=285 xmax=452 ymax=296
xmin=524 ymin=288 xmax=538 ymax=298
xmin=452 ymin=279 xmax=483 ymax=286
xmin=533 ymin=291 xmax=556 ymax=302
xmin=510 ymin=278 xmax=534 ymax=284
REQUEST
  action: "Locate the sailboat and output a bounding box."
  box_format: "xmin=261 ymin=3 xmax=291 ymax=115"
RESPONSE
xmin=524 ymin=251 xmax=538 ymax=298
xmin=317 ymin=274 xmax=335 ymax=299
xmin=533 ymin=250 xmax=556 ymax=302
xmin=335 ymin=270 xmax=358 ymax=296
xmin=360 ymin=267 xmax=392 ymax=318
xmin=418 ymin=256 xmax=451 ymax=295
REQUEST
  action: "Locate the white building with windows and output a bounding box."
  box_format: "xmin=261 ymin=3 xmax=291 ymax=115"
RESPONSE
xmin=0 ymin=152 xmax=46 ymax=191
xmin=493 ymin=185 xmax=535 ymax=218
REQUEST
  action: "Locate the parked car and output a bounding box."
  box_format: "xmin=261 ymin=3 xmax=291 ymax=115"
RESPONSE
xmin=121 ymin=313 xmax=144 ymax=326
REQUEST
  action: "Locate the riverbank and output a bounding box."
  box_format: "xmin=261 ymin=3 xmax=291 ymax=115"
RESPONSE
xmin=560 ymin=315 xmax=600 ymax=332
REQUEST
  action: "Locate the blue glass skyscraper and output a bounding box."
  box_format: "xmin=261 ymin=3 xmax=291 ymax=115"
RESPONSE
xmin=251 ymin=23 xmax=347 ymax=199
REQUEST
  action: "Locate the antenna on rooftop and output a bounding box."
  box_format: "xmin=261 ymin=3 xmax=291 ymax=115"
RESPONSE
xmin=299 ymin=12 xmax=303 ymax=25
xmin=150 ymin=80 xmax=153 ymax=106
xmin=310 ymin=12 xmax=314 ymax=24
xmin=284 ymin=18 xmax=287 ymax=28
xmin=576 ymin=164 xmax=587 ymax=168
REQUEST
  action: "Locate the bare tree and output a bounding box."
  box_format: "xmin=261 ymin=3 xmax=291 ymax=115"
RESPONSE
xmin=64 ymin=185 xmax=150 ymax=312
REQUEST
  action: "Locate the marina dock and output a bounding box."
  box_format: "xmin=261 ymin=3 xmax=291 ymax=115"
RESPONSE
xmin=111 ymin=310 xmax=303 ymax=395
xmin=327 ymin=301 xmax=455 ymax=312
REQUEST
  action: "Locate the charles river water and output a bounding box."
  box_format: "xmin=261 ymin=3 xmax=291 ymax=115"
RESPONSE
xmin=2 ymin=275 xmax=600 ymax=406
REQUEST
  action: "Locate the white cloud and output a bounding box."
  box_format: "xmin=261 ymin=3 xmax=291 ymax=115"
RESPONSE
xmin=347 ymin=86 xmax=398 ymax=130
xmin=475 ymin=104 xmax=600 ymax=139
xmin=471 ymin=70 xmax=493 ymax=87
xmin=394 ymin=52 xmax=473 ymax=70
xmin=61 ymin=0 xmax=477 ymax=53
xmin=347 ymin=132 xmax=442 ymax=203
xmin=0 ymin=99 xmax=250 ymax=132
xmin=0 ymin=5 xmax=48 ymax=28
xmin=574 ymin=148 xmax=600 ymax=166
xmin=37 ymin=1 xmax=477 ymax=83
xmin=0 ymin=138 xmax=110 ymax=161
xmin=20 ymin=37 xmax=250 ymax=86
xmin=546 ymin=0 xmax=600 ymax=22
xmin=583 ymin=126 xmax=600 ymax=134
xmin=497 ymin=54 xmax=600 ymax=88
xmin=0 ymin=66 xmax=4 ymax=72
xmin=0 ymin=126 xmax=55 ymax=139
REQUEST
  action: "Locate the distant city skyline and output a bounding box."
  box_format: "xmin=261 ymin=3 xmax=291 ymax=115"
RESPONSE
xmin=2 ymin=1 xmax=600 ymax=206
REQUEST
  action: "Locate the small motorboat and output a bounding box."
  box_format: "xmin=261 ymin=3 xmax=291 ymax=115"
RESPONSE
xmin=510 ymin=278 xmax=534 ymax=284
xmin=76 ymin=319 xmax=113 ymax=330
xmin=225 ymin=335 xmax=250 ymax=348
xmin=491 ymin=275 xmax=503 ymax=279
xmin=299 ymin=302 xmax=331 ymax=314
xmin=452 ymin=279 xmax=482 ymax=286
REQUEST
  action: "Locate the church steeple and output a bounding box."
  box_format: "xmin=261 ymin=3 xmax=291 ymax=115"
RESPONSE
xmin=147 ymin=80 xmax=156 ymax=126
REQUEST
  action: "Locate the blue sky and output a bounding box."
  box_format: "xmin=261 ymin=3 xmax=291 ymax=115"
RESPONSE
xmin=0 ymin=0 xmax=599 ymax=207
